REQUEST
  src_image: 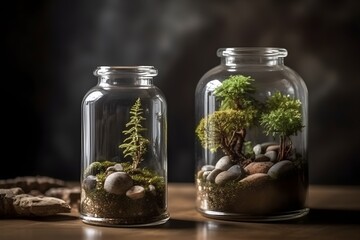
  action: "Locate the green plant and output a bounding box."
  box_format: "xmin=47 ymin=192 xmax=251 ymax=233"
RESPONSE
xmin=196 ymin=108 xmax=257 ymax=161
xmin=260 ymin=91 xmax=304 ymax=161
xmin=196 ymin=75 xmax=258 ymax=163
xmin=214 ymin=75 xmax=256 ymax=110
xmin=119 ymin=98 xmax=149 ymax=169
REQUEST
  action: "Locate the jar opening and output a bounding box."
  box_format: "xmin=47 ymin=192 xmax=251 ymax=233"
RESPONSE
xmin=94 ymin=66 xmax=158 ymax=77
xmin=217 ymin=47 xmax=288 ymax=58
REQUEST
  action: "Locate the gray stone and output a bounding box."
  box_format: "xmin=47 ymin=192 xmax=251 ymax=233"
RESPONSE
xmin=83 ymin=175 xmax=97 ymax=191
xmin=264 ymin=150 xmax=278 ymax=162
xmin=227 ymin=165 xmax=243 ymax=175
xmin=266 ymin=144 xmax=280 ymax=152
xmin=267 ymin=160 xmax=296 ymax=179
xmin=215 ymin=171 xmax=239 ymax=185
xmin=201 ymin=165 xmax=215 ymax=171
xmin=106 ymin=163 xmax=123 ymax=173
xmin=215 ymin=156 xmax=233 ymax=171
xmin=206 ymin=169 xmax=223 ymax=183
xmin=104 ymin=172 xmax=133 ymax=195
xmin=260 ymin=142 xmax=278 ymax=152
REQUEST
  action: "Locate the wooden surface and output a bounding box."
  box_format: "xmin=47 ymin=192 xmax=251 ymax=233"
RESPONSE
xmin=1 ymin=183 xmax=360 ymax=240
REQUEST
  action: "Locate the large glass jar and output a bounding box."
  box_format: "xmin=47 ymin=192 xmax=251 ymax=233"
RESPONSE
xmin=80 ymin=66 xmax=169 ymax=226
xmin=195 ymin=47 xmax=308 ymax=221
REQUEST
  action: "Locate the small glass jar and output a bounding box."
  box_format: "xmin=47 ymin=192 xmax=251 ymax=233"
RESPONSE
xmin=80 ymin=66 xmax=169 ymax=226
xmin=195 ymin=47 xmax=309 ymax=221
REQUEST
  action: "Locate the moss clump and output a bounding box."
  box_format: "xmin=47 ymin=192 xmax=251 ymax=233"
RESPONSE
xmin=84 ymin=161 xmax=115 ymax=177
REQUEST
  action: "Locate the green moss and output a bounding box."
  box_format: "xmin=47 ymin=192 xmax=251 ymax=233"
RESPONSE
xmin=84 ymin=161 xmax=116 ymax=177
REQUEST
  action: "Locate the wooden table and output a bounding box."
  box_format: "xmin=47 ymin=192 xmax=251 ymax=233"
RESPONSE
xmin=1 ymin=183 xmax=360 ymax=240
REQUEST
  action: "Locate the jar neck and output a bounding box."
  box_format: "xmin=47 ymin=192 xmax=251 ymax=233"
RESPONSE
xmin=94 ymin=66 xmax=157 ymax=86
xmin=218 ymin=47 xmax=287 ymax=67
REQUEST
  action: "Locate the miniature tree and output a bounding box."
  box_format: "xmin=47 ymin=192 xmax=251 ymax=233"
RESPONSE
xmin=260 ymin=91 xmax=304 ymax=161
xmin=214 ymin=75 xmax=257 ymax=110
xmin=196 ymin=75 xmax=258 ymax=164
xmin=119 ymin=98 xmax=149 ymax=169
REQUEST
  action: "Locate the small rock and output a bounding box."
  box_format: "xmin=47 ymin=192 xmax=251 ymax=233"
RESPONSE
xmin=266 ymin=145 xmax=280 ymax=152
xmin=104 ymin=172 xmax=133 ymax=195
xmin=215 ymin=156 xmax=233 ymax=171
xmin=126 ymin=186 xmax=145 ymax=200
xmin=201 ymin=165 xmax=215 ymax=171
xmin=202 ymin=171 xmax=211 ymax=180
xmin=227 ymin=165 xmax=244 ymax=176
xmin=264 ymin=150 xmax=278 ymax=162
xmin=215 ymin=171 xmax=239 ymax=185
xmin=106 ymin=163 xmax=123 ymax=173
xmin=267 ymin=160 xmax=296 ymax=179
xmin=206 ymin=169 xmax=223 ymax=183
xmin=260 ymin=142 xmax=278 ymax=152
xmin=253 ymin=144 xmax=262 ymax=155
xmin=83 ymin=175 xmax=97 ymax=191
xmin=244 ymin=162 xmax=274 ymax=174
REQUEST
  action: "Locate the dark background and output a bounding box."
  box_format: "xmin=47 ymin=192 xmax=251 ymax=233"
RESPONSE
xmin=3 ymin=0 xmax=360 ymax=185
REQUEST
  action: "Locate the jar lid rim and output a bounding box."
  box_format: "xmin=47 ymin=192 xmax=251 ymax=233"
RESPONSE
xmin=94 ymin=66 xmax=158 ymax=76
xmin=217 ymin=47 xmax=288 ymax=57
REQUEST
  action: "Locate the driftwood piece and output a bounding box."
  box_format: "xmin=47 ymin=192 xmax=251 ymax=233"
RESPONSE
xmin=0 ymin=188 xmax=71 ymax=217
xmin=45 ymin=186 xmax=81 ymax=208
xmin=0 ymin=176 xmax=66 ymax=194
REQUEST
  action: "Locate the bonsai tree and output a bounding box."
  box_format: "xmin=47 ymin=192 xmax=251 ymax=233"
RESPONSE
xmin=196 ymin=75 xmax=258 ymax=164
xmin=260 ymin=91 xmax=304 ymax=161
xmin=119 ymin=98 xmax=149 ymax=169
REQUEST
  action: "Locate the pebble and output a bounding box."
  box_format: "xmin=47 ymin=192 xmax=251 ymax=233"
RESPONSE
xmin=244 ymin=162 xmax=274 ymax=175
xmin=267 ymin=160 xmax=295 ymax=179
xmin=215 ymin=171 xmax=239 ymax=185
xmin=106 ymin=163 xmax=123 ymax=173
xmin=215 ymin=165 xmax=245 ymax=185
xmin=126 ymin=185 xmax=145 ymax=200
xmin=215 ymin=156 xmax=233 ymax=171
xmin=266 ymin=145 xmax=280 ymax=152
xmin=103 ymin=172 xmax=133 ymax=195
xmin=201 ymin=165 xmax=215 ymax=171
xmin=264 ymin=150 xmax=277 ymax=162
xmin=83 ymin=175 xmax=97 ymax=191
xmin=206 ymin=169 xmax=223 ymax=183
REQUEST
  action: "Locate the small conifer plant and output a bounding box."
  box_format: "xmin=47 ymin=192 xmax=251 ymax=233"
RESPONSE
xmin=119 ymin=98 xmax=150 ymax=169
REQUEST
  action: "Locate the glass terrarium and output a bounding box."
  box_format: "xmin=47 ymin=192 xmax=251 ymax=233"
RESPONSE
xmin=80 ymin=66 xmax=169 ymax=226
xmin=195 ymin=47 xmax=309 ymax=221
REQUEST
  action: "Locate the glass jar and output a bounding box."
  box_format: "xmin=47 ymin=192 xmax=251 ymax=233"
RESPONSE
xmin=80 ymin=66 xmax=169 ymax=226
xmin=195 ymin=47 xmax=309 ymax=221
